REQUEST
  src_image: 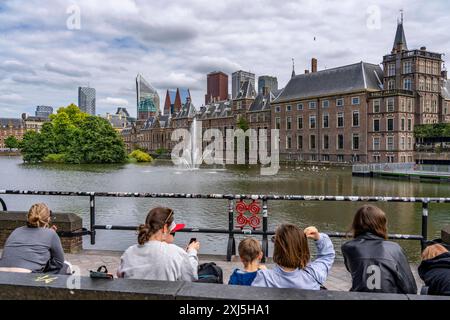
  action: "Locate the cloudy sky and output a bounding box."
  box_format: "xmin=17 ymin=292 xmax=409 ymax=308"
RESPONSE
xmin=1 ymin=0 xmax=450 ymax=118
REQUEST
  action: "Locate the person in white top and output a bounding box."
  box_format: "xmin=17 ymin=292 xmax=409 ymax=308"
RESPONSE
xmin=117 ymin=207 xmax=200 ymax=281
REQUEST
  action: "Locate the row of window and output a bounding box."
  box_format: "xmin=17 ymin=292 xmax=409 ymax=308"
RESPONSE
xmin=387 ymin=60 xmax=440 ymax=76
xmin=286 ymin=134 xmax=360 ymax=151
xmin=276 ymin=112 xmax=360 ymax=130
xmin=386 ymin=77 xmax=440 ymax=92
xmin=372 ymin=98 xmax=414 ymax=113
xmin=372 ymin=118 xmax=413 ymax=132
xmin=274 ymin=97 xmax=360 ymax=113
xmin=285 ymin=135 xmax=413 ymax=152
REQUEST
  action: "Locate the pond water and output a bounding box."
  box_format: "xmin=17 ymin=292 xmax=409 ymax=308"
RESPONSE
xmin=1 ymin=156 xmax=450 ymax=262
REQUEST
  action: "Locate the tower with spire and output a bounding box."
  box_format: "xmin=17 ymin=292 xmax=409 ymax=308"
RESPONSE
xmin=291 ymin=58 xmax=296 ymax=78
xmin=392 ymin=10 xmax=408 ymax=54
xmin=367 ymin=11 xmax=445 ymax=164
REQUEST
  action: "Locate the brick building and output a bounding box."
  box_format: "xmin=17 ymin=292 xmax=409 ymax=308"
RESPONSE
xmin=272 ymin=60 xmax=383 ymax=163
xmin=0 ymin=118 xmax=25 ymax=149
xmin=122 ymin=18 xmax=450 ymax=165
xmin=205 ymin=71 xmax=229 ymax=104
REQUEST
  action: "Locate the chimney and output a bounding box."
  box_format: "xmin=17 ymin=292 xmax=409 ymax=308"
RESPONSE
xmin=262 ymin=86 xmax=270 ymax=96
xmin=311 ymin=58 xmax=318 ymax=73
xmin=305 ymin=70 xmax=310 ymax=74
xmin=442 ymin=70 xmax=448 ymax=80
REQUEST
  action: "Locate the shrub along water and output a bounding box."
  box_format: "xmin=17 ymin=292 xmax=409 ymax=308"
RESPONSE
xmin=129 ymin=150 xmax=153 ymax=163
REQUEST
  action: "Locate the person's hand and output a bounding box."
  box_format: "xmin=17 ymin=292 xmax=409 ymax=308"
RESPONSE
xmin=258 ymin=264 xmax=267 ymax=270
xmin=187 ymin=240 xmax=200 ymax=252
xmin=304 ymin=226 xmax=320 ymax=241
xmin=50 ymin=225 xmax=58 ymax=232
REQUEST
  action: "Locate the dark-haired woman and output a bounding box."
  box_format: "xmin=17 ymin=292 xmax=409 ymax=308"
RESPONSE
xmin=251 ymin=224 xmax=335 ymax=289
xmin=117 ymin=207 xmax=199 ymax=281
xmin=341 ymin=205 xmax=417 ymax=294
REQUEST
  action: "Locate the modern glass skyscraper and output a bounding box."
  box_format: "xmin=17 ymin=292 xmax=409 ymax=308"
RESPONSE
xmin=78 ymin=87 xmax=96 ymax=115
xmin=136 ymin=74 xmax=160 ymax=120
xmin=35 ymin=105 xmax=53 ymax=119
xmin=258 ymin=76 xmax=278 ymax=95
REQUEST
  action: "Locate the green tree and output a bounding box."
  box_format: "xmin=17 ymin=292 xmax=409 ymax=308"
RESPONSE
xmin=237 ymin=116 xmax=250 ymax=131
xmin=4 ymin=136 xmax=19 ymax=150
xmin=19 ymin=104 xmax=127 ymax=164
xmin=20 ymin=131 xmax=48 ymax=163
xmin=65 ymin=116 xmax=127 ymax=164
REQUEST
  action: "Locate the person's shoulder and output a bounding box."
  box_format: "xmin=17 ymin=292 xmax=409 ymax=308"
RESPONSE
xmin=166 ymin=243 xmax=189 ymax=255
xmin=341 ymin=238 xmax=358 ymax=250
xmin=382 ymin=240 xmax=403 ymax=251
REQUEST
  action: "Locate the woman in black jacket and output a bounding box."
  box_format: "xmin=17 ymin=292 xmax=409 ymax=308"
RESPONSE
xmin=341 ymin=205 xmax=417 ymax=294
xmin=418 ymin=244 xmax=450 ymax=296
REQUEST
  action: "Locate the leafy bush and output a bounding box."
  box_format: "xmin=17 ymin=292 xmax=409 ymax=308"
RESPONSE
xmin=43 ymin=154 xmax=66 ymax=163
xmin=129 ymin=150 xmax=153 ymax=162
xmin=155 ymin=148 xmax=168 ymax=155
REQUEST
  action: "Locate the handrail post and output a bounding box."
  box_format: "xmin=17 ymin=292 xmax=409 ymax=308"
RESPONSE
xmin=226 ymin=199 xmax=235 ymax=262
xmin=0 ymin=198 xmax=7 ymax=212
xmin=90 ymin=194 xmax=96 ymax=245
xmin=262 ymin=199 xmax=268 ymax=263
xmin=421 ymin=201 xmax=429 ymax=251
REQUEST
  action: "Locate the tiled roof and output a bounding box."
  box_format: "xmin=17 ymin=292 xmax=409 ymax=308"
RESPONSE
xmin=273 ymin=62 xmax=383 ymax=103
xmin=393 ymin=22 xmax=408 ymax=52
xmin=175 ymin=101 xmax=196 ymax=119
xmin=0 ymin=118 xmax=24 ymax=128
xmin=236 ymin=80 xmax=256 ymax=100
xmin=198 ymin=101 xmax=232 ymax=119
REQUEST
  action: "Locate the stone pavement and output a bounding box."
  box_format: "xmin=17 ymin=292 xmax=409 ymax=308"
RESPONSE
xmin=66 ymin=250 xmax=425 ymax=292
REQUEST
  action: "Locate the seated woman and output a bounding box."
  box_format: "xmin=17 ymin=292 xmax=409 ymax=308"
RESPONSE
xmin=418 ymin=244 xmax=450 ymax=296
xmin=117 ymin=207 xmax=199 ymax=281
xmin=251 ymin=224 xmax=335 ymax=289
xmin=341 ymin=205 xmax=417 ymax=294
xmin=0 ymin=203 xmax=68 ymax=274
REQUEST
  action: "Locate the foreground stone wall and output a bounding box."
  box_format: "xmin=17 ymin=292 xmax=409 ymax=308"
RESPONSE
xmin=0 ymin=211 xmax=83 ymax=253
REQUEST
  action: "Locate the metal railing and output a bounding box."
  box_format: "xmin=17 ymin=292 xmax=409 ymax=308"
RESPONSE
xmin=0 ymin=190 xmax=442 ymax=261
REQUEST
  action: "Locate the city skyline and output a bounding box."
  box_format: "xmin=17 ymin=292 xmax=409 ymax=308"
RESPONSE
xmin=1 ymin=1 xmax=450 ymax=118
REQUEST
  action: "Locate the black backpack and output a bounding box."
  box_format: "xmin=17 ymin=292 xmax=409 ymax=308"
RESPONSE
xmin=196 ymin=262 xmax=223 ymax=284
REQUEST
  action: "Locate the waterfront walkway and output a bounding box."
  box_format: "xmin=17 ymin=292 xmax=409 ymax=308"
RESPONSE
xmin=64 ymin=250 xmax=424 ymax=292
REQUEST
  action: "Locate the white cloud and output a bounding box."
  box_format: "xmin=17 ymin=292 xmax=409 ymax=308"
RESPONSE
xmin=0 ymin=0 xmax=449 ymax=118
xmin=99 ymin=97 xmax=129 ymax=106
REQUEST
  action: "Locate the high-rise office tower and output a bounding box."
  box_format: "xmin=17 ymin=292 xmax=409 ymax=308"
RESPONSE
xmin=258 ymin=76 xmax=278 ymax=95
xmin=136 ymin=74 xmax=160 ymax=120
xmin=232 ymin=70 xmax=255 ymax=99
xmin=35 ymin=105 xmax=53 ymax=119
xmin=205 ymin=71 xmax=228 ymax=104
xmin=78 ymin=87 xmax=96 ymax=115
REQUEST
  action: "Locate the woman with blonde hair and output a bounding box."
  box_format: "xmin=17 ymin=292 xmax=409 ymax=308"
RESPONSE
xmin=418 ymin=244 xmax=450 ymax=296
xmin=0 ymin=203 xmax=68 ymax=274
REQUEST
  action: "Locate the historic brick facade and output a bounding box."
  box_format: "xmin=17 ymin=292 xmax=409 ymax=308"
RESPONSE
xmin=0 ymin=118 xmax=25 ymax=149
xmin=122 ymin=19 xmax=449 ymax=165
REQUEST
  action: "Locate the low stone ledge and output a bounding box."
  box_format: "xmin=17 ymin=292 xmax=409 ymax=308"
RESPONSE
xmin=1 ymin=272 xmax=447 ymax=300
xmin=0 ymin=211 xmax=83 ymax=253
xmin=0 ymin=272 xmax=182 ymax=300
xmin=175 ymin=282 xmax=408 ymax=300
